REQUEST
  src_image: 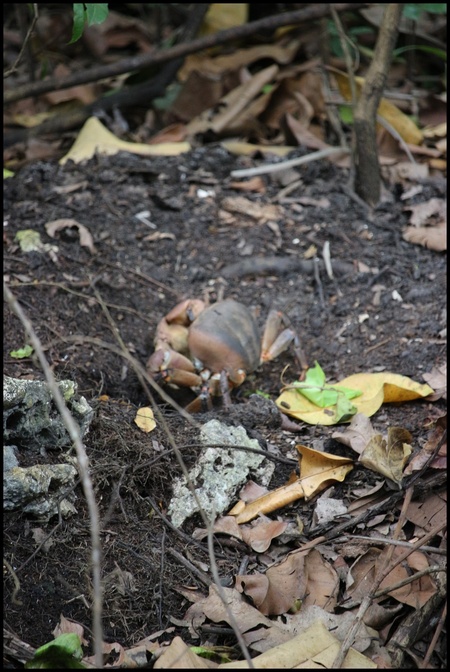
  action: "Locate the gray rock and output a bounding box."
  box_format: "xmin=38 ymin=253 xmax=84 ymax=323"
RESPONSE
xmin=3 ymin=376 xmax=94 ymax=453
xmin=3 ymin=463 xmax=78 ymax=520
xmin=168 ymin=419 xmax=275 ymax=528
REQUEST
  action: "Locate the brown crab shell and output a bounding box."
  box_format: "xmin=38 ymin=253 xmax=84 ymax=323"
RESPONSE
xmin=187 ymin=299 xmax=261 ymax=378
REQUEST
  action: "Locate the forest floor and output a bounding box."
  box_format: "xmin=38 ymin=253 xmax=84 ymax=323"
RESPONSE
xmin=3 ymin=146 xmax=447 ymax=666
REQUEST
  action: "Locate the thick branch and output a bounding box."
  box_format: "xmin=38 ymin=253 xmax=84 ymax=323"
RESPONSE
xmin=5 ymin=4 xmax=368 ymax=104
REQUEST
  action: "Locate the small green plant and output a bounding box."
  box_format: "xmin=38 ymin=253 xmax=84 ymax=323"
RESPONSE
xmin=289 ymin=361 xmax=362 ymax=423
xmin=70 ymin=3 xmax=109 ymax=44
xmin=25 ymin=633 xmax=85 ymax=669
xmin=9 ymin=344 xmax=33 ymax=359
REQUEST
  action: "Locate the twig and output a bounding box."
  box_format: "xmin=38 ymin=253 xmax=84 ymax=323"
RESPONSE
xmin=4 ymin=4 xmax=39 ymax=78
xmin=3 ymin=279 xmax=104 ymax=669
xmin=207 ymin=510 xmax=254 ymax=669
xmin=167 ymin=548 xmax=212 ymax=588
xmin=347 ymin=534 xmax=447 ymax=555
xmin=230 ymin=147 xmax=350 ymax=178
xmin=372 ymin=565 xmax=443 ymax=598
xmin=421 ymin=601 xmax=446 ymax=668
xmin=332 ymin=520 xmax=447 ymax=668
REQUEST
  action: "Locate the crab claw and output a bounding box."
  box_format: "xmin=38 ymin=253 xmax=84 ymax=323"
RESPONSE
xmin=154 ymin=320 xmax=190 ymax=355
xmin=260 ymin=309 xmax=296 ymax=362
xmin=165 ymin=299 xmax=206 ymax=325
xmin=146 ymin=347 xmax=202 ymax=387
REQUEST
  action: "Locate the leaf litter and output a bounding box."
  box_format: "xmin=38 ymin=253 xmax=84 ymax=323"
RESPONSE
xmin=3 ymin=4 xmax=447 ymax=669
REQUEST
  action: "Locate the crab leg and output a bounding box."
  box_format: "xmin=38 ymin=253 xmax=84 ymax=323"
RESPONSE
xmin=261 ymin=309 xmax=296 ymax=362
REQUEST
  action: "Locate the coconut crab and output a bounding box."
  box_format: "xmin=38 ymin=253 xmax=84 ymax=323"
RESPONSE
xmin=146 ymin=298 xmax=302 ymax=412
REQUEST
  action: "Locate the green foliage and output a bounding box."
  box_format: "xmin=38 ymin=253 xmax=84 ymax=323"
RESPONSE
xmin=9 ymin=344 xmax=33 ymax=359
xmin=25 ymin=633 xmax=85 ymax=669
xmin=403 ymin=3 xmax=447 ymax=21
xmin=393 ymin=44 xmax=447 ymax=62
xmin=70 ymin=3 xmax=109 ymax=44
xmin=4 ymin=168 xmax=15 ymax=178
xmin=290 ymin=361 xmax=362 ymax=423
xmin=327 ymin=20 xmax=374 ymax=59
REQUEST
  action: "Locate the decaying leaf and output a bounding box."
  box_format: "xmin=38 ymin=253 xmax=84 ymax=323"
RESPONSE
xmin=334 ymin=417 xmax=413 ymax=484
xmin=14 ymin=229 xmax=59 ymax=263
xmin=345 ymin=547 xmax=437 ymax=610
xmin=236 ymin=553 xmax=307 ymax=616
xmin=332 ymin=413 xmax=376 ymax=455
xmin=422 ymin=363 xmax=447 ymax=401
xmin=359 ymin=427 xmax=413 ymax=485
xmin=45 ymin=218 xmax=97 ymax=254
xmin=402 ymin=222 xmax=446 ymax=251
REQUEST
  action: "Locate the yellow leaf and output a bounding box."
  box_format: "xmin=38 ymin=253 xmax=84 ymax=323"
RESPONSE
xmin=218 ymin=620 xmax=376 ymax=668
xmin=228 ymin=445 xmax=352 ymax=523
xmin=59 ymin=117 xmax=190 ymax=165
xmin=332 ymin=69 xmax=423 ymax=145
xmin=200 ymin=4 xmax=248 ymax=36
xmin=134 ymin=407 xmax=156 ymax=433
xmin=277 ymin=372 xmax=434 ymax=425
xmin=221 ymin=140 xmax=295 ymax=157
xmin=296 ymin=445 xmax=353 ymax=498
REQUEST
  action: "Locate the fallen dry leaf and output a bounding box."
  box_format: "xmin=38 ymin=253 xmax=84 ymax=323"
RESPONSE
xmin=240 ymin=516 xmax=288 ymax=553
xmin=423 ymin=363 xmax=447 ymax=401
xmin=332 ymin=413 xmax=376 ymax=455
xmin=228 ymin=445 xmax=353 ymax=524
xmin=359 ymin=426 xmax=413 ymax=485
xmin=134 ymin=407 xmax=156 ymax=433
xmin=402 ymin=222 xmax=446 ymax=251
xmin=153 ymin=636 xmax=215 ymax=669
xmin=236 ymin=552 xmax=307 ymax=616
xmin=218 ymin=619 xmax=376 ymax=669
xmin=45 ymin=218 xmax=97 ymax=255
xmin=404 ymin=490 xmax=447 ymax=535
xmin=60 ymin=117 xmax=190 ymax=165
xmin=332 ymin=69 xmax=423 ymax=145
xmin=404 ymin=198 xmax=446 ymax=227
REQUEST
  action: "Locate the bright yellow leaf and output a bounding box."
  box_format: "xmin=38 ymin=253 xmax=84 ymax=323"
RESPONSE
xmin=277 ymin=372 xmax=434 ymax=425
xmin=134 ymin=407 xmax=156 ymax=433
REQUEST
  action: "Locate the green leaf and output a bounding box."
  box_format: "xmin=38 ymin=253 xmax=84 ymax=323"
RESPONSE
xmin=4 ymin=168 xmax=15 ymax=178
xmin=291 ymin=361 xmax=362 ymax=411
xmin=69 ymin=4 xmax=109 ymax=44
xmin=85 ymin=3 xmax=109 ymax=26
xmin=304 ymin=361 xmax=326 ymax=388
xmin=10 ymin=345 xmax=33 ymax=359
xmin=25 ymin=633 xmax=85 ymax=669
xmin=403 ymin=3 xmax=447 ymax=21
xmin=69 ymin=4 xmax=87 ymax=44
xmin=393 ymin=44 xmax=447 ymax=61
xmin=334 ymin=392 xmax=358 ymax=423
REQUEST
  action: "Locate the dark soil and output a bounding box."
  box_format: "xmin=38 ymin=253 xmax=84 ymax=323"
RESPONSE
xmin=3 ymin=147 xmax=447 ymax=662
